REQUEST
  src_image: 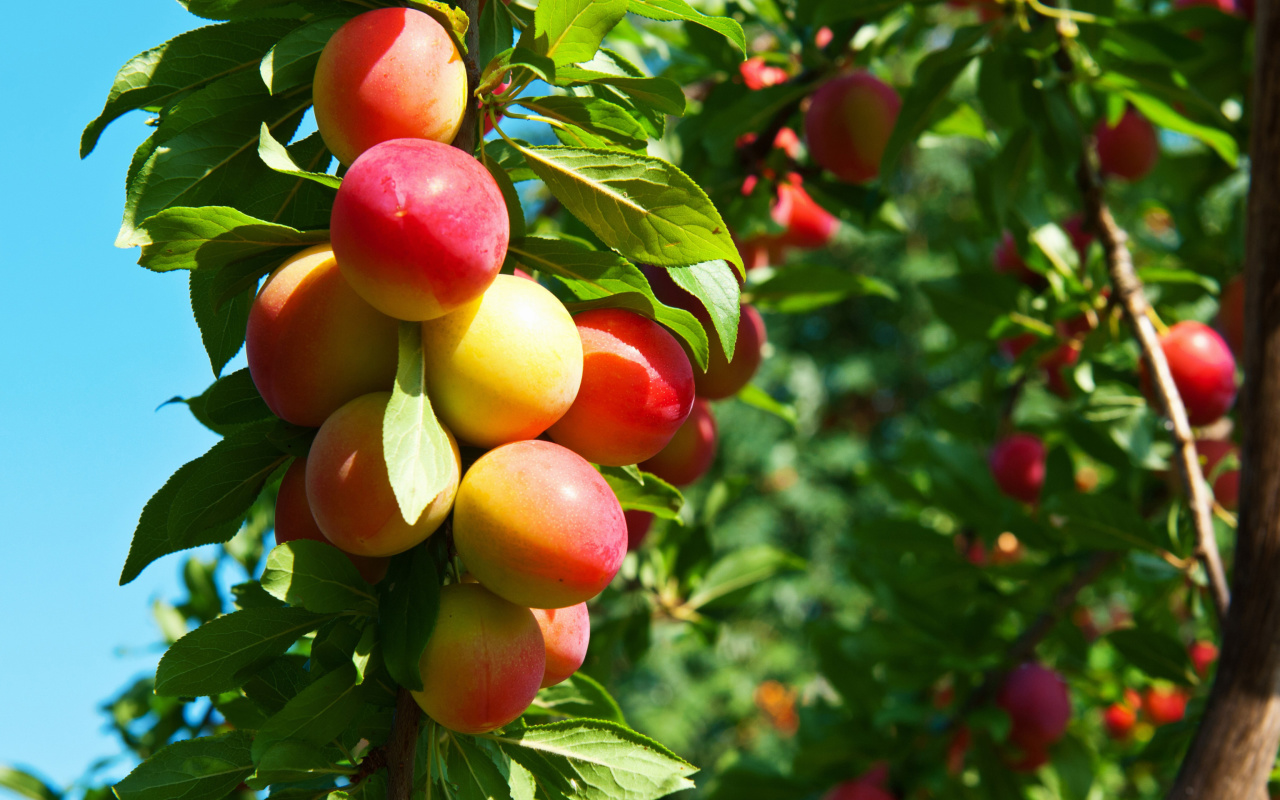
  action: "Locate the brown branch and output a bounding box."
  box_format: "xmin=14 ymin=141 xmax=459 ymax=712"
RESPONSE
xmin=1167 ymin=0 xmax=1280 ymax=794
xmin=452 ymin=0 xmax=482 ymax=155
xmin=387 ymin=687 xmax=422 ymax=800
xmin=1075 ymin=157 xmax=1230 ymax=622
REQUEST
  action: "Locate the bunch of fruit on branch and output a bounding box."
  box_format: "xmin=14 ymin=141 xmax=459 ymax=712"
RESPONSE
xmin=254 ymin=6 xmax=764 ymax=734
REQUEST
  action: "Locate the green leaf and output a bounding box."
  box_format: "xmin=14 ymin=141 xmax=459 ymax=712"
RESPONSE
xmin=179 ymin=0 xmax=326 ymax=20
xmin=1043 ymin=493 xmax=1162 ymax=552
xmin=626 ymin=0 xmax=746 ymax=54
xmin=190 ymin=267 xmax=253 ymax=378
xmin=519 ymin=95 xmax=648 ymax=151
xmin=384 ymin=322 xmax=458 ymax=526
xmin=529 ymin=673 xmax=627 ymax=725
xmin=483 ymin=719 xmax=697 ymax=800
xmin=664 ymin=261 xmax=741 ymax=361
xmin=120 ymin=460 xmax=248 ymax=587
xmin=749 ymin=265 xmax=897 ymax=313
xmin=135 ymin=206 xmax=328 ymax=273
xmin=1103 ymin=21 xmax=1203 ymax=67
xmin=379 ymin=544 xmax=442 ymax=692
xmin=734 ymin=384 xmax=797 ymax=426
xmin=479 ymin=0 xmax=516 ymax=70
xmin=523 ymin=0 xmax=629 ymax=68
xmin=1107 ymin=628 xmax=1198 ymax=685
xmin=554 ymin=65 xmax=686 ymax=117
xmin=932 ymin=102 xmax=989 ymax=141
xmin=199 ymin=368 xmax=274 ymax=427
xmin=247 ymin=741 xmax=348 ymax=788
xmin=113 ymin=731 xmax=254 ymax=800
xmin=250 ymin=662 xmax=363 ymax=761
xmin=81 ymin=19 xmax=296 ymax=158
xmin=446 ymin=736 xmax=518 ymax=800
xmin=156 ymin=607 xmax=331 ymax=696
xmin=685 ymin=545 xmax=803 ymax=610
xmin=508 ymin=236 xmax=709 ymax=369
xmin=408 ymin=0 xmax=472 ymax=51
xmin=241 ymin=655 xmax=311 ymax=714
xmin=481 ymin=149 xmax=527 ymax=241
xmin=880 ymin=26 xmax=986 ymax=177
xmin=599 ymin=467 xmax=683 ymax=520
xmin=1124 ymin=91 xmax=1239 ymax=166
xmin=812 ymin=0 xmax=912 ymax=24
xmin=260 ymin=15 xmax=350 ymax=94
xmin=482 ymin=47 xmax=558 ymax=92
xmin=261 ymin=541 xmax=378 ymax=615
xmin=168 ymin=425 xmax=289 ymax=549
xmin=703 ymin=82 xmax=812 ymax=159
xmin=0 ymin=768 xmax=60 ymax=800
xmin=517 ymin=146 xmax=740 ymax=274
xmin=258 ymin=124 xmax=341 ymax=188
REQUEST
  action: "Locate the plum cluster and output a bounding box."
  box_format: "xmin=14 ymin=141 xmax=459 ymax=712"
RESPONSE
xmin=246 ymin=7 xmax=765 ymax=735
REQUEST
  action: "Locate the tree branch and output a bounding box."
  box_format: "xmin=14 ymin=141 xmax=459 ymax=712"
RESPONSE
xmin=452 ymin=0 xmax=482 ymax=155
xmin=387 ymin=688 xmax=422 ymax=800
xmin=1075 ymin=157 xmax=1230 ymax=622
xmin=1167 ymin=0 xmax=1280 ymax=794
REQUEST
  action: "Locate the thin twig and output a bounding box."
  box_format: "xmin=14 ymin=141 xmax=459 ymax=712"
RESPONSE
xmin=1076 ymin=156 xmax=1231 ymax=622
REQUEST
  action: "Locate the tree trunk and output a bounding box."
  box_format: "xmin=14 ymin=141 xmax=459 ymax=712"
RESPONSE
xmin=1168 ymin=2 xmax=1280 ymax=796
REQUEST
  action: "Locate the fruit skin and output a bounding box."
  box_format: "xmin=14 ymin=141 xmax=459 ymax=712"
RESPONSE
xmin=772 ymin=175 xmax=839 ymax=249
xmin=805 ymin=71 xmax=902 ymax=184
xmin=740 ymin=56 xmax=790 ymax=89
xmin=997 ymin=663 xmax=1072 ymax=750
xmin=989 ymin=434 xmax=1047 ymax=504
xmin=1095 ymin=108 xmax=1159 ymax=181
xmin=330 ymin=138 xmax=509 ymax=321
xmin=274 ymin=459 xmax=390 ymax=584
xmin=1144 ymin=687 xmax=1188 ymax=726
xmin=531 ymin=604 xmax=590 ymax=688
xmin=1155 ymin=320 xmax=1238 ymax=426
xmin=1190 ymin=640 xmax=1219 ymax=676
xmin=547 ymin=308 xmax=695 ymax=466
xmin=313 ymin=8 xmax=467 ymax=165
xmin=1196 ymin=439 xmax=1240 ymax=509
xmin=246 ymin=243 xmax=398 ymax=428
xmin=640 ymin=398 xmax=718 ymax=486
xmin=422 ymin=275 xmax=583 ymax=448
xmin=306 ymin=392 xmax=460 ymax=557
xmin=1218 ymin=274 xmax=1244 ymax=354
xmin=412 ymin=583 xmax=545 ymax=734
xmin=624 ymin=510 xmax=653 ymax=551
xmin=1103 ymin=701 xmax=1137 ymax=739
xmin=453 ymin=440 xmax=627 ymax=609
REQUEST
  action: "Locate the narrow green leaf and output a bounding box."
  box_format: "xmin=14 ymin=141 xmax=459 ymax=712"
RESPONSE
xmin=0 ymin=768 xmax=60 ymax=800
xmin=555 ymin=65 xmax=686 ymax=117
xmin=484 ymin=719 xmax=697 ymax=800
xmin=481 ymin=150 xmax=527 ymax=241
xmin=1108 ymin=628 xmax=1198 ymax=685
xmin=735 ymin=385 xmax=797 ymax=426
xmin=523 ymin=0 xmax=628 ymax=67
xmin=190 ymin=268 xmax=253 ymax=377
xmin=447 ymin=736 xmax=516 ymax=800
xmin=516 ymin=145 xmax=740 ymax=271
xmin=168 ymin=424 xmax=289 ymax=548
xmin=384 ymin=322 xmax=458 ymax=526
xmin=135 ymin=206 xmax=328 ymax=273
xmin=260 ymin=15 xmax=350 ymax=95
xmin=200 ymin=368 xmax=274 ymax=427
xmin=519 ymin=95 xmax=648 ymax=151
xmin=880 ymin=27 xmax=985 ymax=177
xmin=113 ymin=731 xmax=254 ymax=800
xmin=626 ymin=0 xmax=746 ymax=54
xmin=261 ymin=541 xmax=378 ymax=615
xmin=529 ymin=673 xmax=627 ymax=725
xmin=749 ymin=264 xmax=896 ymax=313
xmin=482 ymin=47 xmax=558 ymax=92
xmin=258 ymin=124 xmax=341 ymax=188
xmin=685 ymin=545 xmax=804 ymax=610
xmin=479 ymin=0 xmax=516 ymax=69
xmin=1125 ymin=91 xmax=1239 ymax=166
xmin=156 ymin=607 xmax=331 ymax=696
xmin=1044 ymin=493 xmax=1162 ymax=552
xmin=664 ymin=261 xmax=741 ymax=361
xmin=81 ymin=20 xmax=296 ymax=157
xmin=180 ymin=0 xmax=322 ymax=20
xmin=379 ymin=544 xmax=442 ymax=691
xmin=247 ymin=741 xmax=348 ymax=789
xmin=120 ymin=460 xmax=245 ymax=586
xmin=599 ymin=467 xmax=683 ymax=520
xmin=508 ymin=236 xmax=709 ymax=369
xmin=250 ymin=662 xmax=363 ymax=761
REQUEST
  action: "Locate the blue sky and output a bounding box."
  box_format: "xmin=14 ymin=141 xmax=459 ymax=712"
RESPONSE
xmin=0 ymin=1 xmax=231 ymax=788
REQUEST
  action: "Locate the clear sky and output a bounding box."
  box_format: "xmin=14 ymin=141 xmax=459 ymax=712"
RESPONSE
xmin=0 ymin=1 xmax=234 ymax=789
